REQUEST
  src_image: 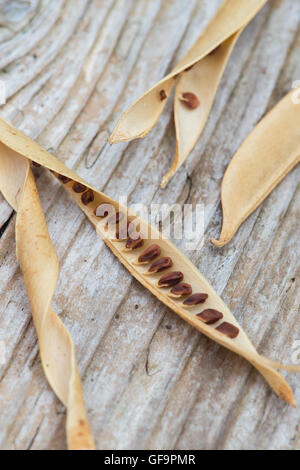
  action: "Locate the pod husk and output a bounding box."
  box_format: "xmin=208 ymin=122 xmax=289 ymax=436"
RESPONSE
xmin=0 ymin=117 xmax=299 ymax=407
xmin=211 ymin=90 xmax=300 ymax=247
xmin=109 ymin=0 xmax=268 ymax=187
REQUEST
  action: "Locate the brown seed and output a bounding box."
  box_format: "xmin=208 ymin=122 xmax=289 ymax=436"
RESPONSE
xmin=72 ymin=182 xmax=87 ymax=193
xmin=197 ymin=309 xmax=223 ymax=325
xmin=32 ymin=161 xmax=41 ymax=168
xmin=58 ymin=174 xmax=71 ymax=184
xmin=216 ymin=322 xmax=239 ymax=339
xmin=183 ymin=293 xmax=208 ymax=307
xmin=138 ymin=245 xmax=161 ymax=264
xmin=158 ymin=272 xmax=184 ymax=287
xmin=169 ymin=283 xmax=192 ymax=298
xmin=106 ymin=211 xmax=125 ymax=226
xmin=81 ymin=189 xmax=94 ymax=205
xmin=159 ymin=89 xmax=167 ymax=101
xmin=94 ymin=203 xmax=112 ymax=218
xmin=179 ymin=92 xmax=200 ymax=110
xmin=148 ymin=257 xmax=173 ymax=273
xmin=115 ymin=222 xmax=130 ymax=240
xmin=126 ymin=236 xmax=144 ymax=250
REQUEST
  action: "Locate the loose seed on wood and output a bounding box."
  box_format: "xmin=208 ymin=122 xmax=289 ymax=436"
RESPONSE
xmin=179 ymin=92 xmax=200 ymax=110
xmin=58 ymin=174 xmax=71 ymax=184
xmin=81 ymin=189 xmax=94 ymax=205
xmin=183 ymin=293 xmax=208 ymax=307
xmin=197 ymin=309 xmax=223 ymax=325
xmin=169 ymin=283 xmax=192 ymax=298
xmin=72 ymin=182 xmax=86 ymax=193
xmin=136 ymin=245 xmax=161 ymax=264
xmin=147 ymin=257 xmax=173 ymax=274
xmin=158 ymin=272 xmax=184 ymax=287
xmin=216 ymin=322 xmax=239 ymax=339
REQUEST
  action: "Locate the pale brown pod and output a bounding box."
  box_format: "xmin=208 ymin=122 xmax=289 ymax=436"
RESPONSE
xmin=1 ymin=116 xmax=300 ymax=411
xmin=109 ymin=0 xmax=268 ymax=188
xmin=211 ymin=91 xmax=300 ymax=247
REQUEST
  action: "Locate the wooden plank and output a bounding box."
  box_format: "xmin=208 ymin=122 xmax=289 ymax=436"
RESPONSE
xmin=0 ymin=0 xmax=299 ymax=450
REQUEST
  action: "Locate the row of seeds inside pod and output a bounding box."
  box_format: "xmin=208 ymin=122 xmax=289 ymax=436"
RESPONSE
xmin=56 ymin=172 xmax=239 ymax=340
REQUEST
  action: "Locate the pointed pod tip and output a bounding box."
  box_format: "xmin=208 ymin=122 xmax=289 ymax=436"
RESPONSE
xmin=210 ymin=237 xmax=228 ymax=248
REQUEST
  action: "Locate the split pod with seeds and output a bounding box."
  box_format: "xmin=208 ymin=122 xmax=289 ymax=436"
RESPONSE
xmin=109 ymin=0 xmax=268 ymax=188
xmin=0 ymin=117 xmax=300 ymax=416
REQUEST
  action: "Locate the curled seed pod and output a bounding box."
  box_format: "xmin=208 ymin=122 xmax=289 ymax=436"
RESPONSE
xmin=179 ymin=92 xmax=200 ymax=110
xmin=137 ymin=245 xmax=161 ymax=264
xmin=72 ymin=182 xmax=86 ymax=193
xmin=148 ymin=257 xmax=173 ymax=274
xmin=109 ymin=1 xmax=268 ymax=188
xmin=183 ymin=293 xmax=208 ymax=307
xmin=2 ymin=115 xmax=300 ymax=410
xmin=216 ymin=322 xmax=239 ymax=339
xmin=58 ymin=174 xmax=71 ymax=184
xmin=125 ymin=236 xmax=144 ymax=250
xmin=158 ymin=272 xmax=184 ymax=287
xmin=94 ymin=203 xmax=112 ymax=218
xmin=197 ymin=309 xmax=223 ymax=325
xmin=169 ymin=283 xmax=192 ymax=298
xmin=81 ymin=189 xmax=94 ymax=205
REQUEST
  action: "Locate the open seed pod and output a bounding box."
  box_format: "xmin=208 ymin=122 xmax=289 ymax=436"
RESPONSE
xmin=109 ymin=0 xmax=268 ymax=187
xmin=211 ymin=90 xmax=300 ymax=247
xmin=1 ymin=117 xmax=300 ymax=407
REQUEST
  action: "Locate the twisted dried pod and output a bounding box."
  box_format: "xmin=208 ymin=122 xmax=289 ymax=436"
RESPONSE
xmin=211 ymin=91 xmax=300 ymax=247
xmin=1 ymin=118 xmax=300 ymax=406
xmin=109 ymin=0 xmax=268 ymax=188
xmin=0 ymin=140 xmax=94 ymax=450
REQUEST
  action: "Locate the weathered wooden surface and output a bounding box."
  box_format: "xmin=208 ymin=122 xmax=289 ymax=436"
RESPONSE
xmin=0 ymin=0 xmax=299 ymax=450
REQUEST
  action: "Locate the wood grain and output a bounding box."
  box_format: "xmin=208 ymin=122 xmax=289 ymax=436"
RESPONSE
xmin=0 ymin=0 xmax=299 ymax=450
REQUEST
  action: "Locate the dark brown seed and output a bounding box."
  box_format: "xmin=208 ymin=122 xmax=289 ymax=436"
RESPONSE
xmin=72 ymin=182 xmax=87 ymax=193
xmin=106 ymin=211 xmax=125 ymax=226
xmin=183 ymin=293 xmax=208 ymax=306
xmin=32 ymin=161 xmax=41 ymax=168
xmin=126 ymin=236 xmax=144 ymax=250
xmin=81 ymin=189 xmax=94 ymax=205
xmin=197 ymin=309 xmax=223 ymax=325
xmin=216 ymin=322 xmax=239 ymax=339
xmin=94 ymin=203 xmax=112 ymax=218
xmin=158 ymin=272 xmax=184 ymax=287
xmin=159 ymin=89 xmax=167 ymax=101
xmin=58 ymin=174 xmax=71 ymax=184
xmin=179 ymin=92 xmax=200 ymax=110
xmin=138 ymin=245 xmax=161 ymax=264
xmin=169 ymin=283 xmax=192 ymax=298
xmin=149 ymin=257 xmax=173 ymax=273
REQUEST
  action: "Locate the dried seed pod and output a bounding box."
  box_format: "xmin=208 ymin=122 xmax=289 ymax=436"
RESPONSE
xmin=179 ymin=92 xmax=200 ymax=110
xmin=216 ymin=322 xmax=239 ymax=339
xmin=211 ymin=91 xmax=300 ymax=247
xmin=148 ymin=257 xmax=173 ymax=274
xmin=197 ymin=309 xmax=223 ymax=325
xmin=58 ymin=174 xmax=71 ymax=184
xmin=81 ymin=189 xmax=94 ymax=205
xmin=109 ymin=0 xmax=268 ymax=188
xmin=158 ymin=272 xmax=184 ymax=287
xmin=183 ymin=293 xmax=208 ymax=307
xmin=2 ymin=116 xmax=300 ymax=412
xmin=137 ymin=245 xmax=161 ymax=264
xmin=72 ymin=182 xmax=86 ymax=193
xmin=169 ymin=283 xmax=192 ymax=298
xmin=125 ymin=236 xmax=144 ymax=251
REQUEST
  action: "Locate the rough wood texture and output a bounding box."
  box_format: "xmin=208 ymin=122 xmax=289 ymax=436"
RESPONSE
xmin=0 ymin=0 xmax=299 ymax=450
